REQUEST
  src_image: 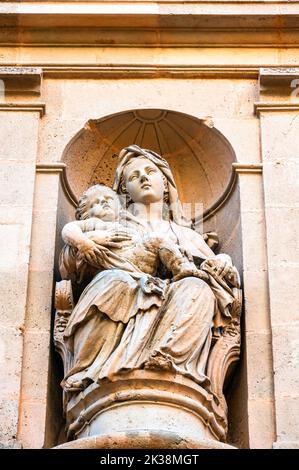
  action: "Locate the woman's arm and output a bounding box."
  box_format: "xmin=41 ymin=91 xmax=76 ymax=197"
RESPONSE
xmin=178 ymin=225 xmax=215 ymax=259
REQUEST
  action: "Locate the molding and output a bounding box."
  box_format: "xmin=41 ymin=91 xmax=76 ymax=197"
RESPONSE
xmin=254 ymin=102 xmax=299 ymax=116
xmin=60 ymin=168 xmax=78 ymax=207
xmin=256 ymin=68 xmax=299 ymax=111
xmin=36 ymin=163 xmax=78 ymax=207
xmin=1 ymin=32 xmax=299 ymax=49
xmin=38 ymin=65 xmax=259 ymax=79
xmin=36 ymin=162 xmax=66 ymax=173
xmin=1 ymin=64 xmax=298 ymax=80
xmin=0 ymin=102 xmax=46 ymax=116
xmin=0 ymin=64 xmax=261 ymax=79
xmin=232 ymin=163 xmax=263 ymax=174
xmin=1 ymin=4 xmax=299 ymax=47
xmin=0 ymin=67 xmax=42 ymax=96
xmin=37 ymin=163 xmax=78 ymax=207
xmin=9 ymin=1 xmax=299 ymax=4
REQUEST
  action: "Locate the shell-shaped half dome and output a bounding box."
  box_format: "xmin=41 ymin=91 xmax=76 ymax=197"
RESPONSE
xmin=62 ymin=109 xmax=236 ymax=215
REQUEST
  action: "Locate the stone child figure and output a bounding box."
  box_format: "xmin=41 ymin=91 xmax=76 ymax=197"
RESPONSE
xmin=60 ymin=184 xmax=208 ymax=390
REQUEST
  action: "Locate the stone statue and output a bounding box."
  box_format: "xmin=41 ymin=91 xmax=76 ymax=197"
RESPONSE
xmin=54 ymin=145 xmax=242 ymax=448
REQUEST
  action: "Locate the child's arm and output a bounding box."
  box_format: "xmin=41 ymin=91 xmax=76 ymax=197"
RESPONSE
xmin=62 ymin=220 xmax=102 ymax=265
xmin=62 ymin=220 xmax=92 ymax=247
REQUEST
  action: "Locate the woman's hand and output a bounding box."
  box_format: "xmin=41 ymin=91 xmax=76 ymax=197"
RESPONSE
xmin=88 ymin=229 xmax=132 ymax=249
xmin=178 ymin=244 xmax=193 ymax=262
xmin=201 ymin=254 xmax=232 ymax=279
xmin=173 ymin=265 xmax=209 ymax=283
xmin=200 ymin=254 xmax=240 ymax=287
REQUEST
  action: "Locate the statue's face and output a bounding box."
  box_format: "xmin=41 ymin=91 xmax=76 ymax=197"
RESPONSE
xmin=88 ymin=187 xmax=120 ymax=221
xmin=123 ymin=157 xmax=165 ymax=204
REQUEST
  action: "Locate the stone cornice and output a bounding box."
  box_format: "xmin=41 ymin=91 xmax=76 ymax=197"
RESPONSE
xmin=0 ymin=68 xmax=42 ymax=97
xmin=255 ymin=68 xmax=299 ymax=115
xmin=36 ymin=163 xmax=66 ymax=173
xmin=259 ymin=67 xmax=299 ymax=99
xmin=254 ymin=102 xmax=299 ymax=115
xmin=1 ymin=3 xmax=299 ymax=46
xmin=2 ymin=64 xmax=260 ymax=79
xmin=2 ymin=64 xmax=299 ymax=80
xmin=232 ymin=163 xmax=263 ymax=173
xmin=0 ymin=102 xmax=45 ymax=116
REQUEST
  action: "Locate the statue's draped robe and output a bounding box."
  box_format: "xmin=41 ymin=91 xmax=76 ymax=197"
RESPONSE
xmin=61 ymin=218 xmax=238 ymax=388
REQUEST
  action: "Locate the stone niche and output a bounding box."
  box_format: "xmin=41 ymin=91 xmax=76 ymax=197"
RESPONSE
xmin=51 ymin=108 xmax=244 ymax=448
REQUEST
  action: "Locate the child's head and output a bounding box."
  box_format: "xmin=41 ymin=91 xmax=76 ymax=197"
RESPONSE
xmin=76 ymin=185 xmax=121 ymax=222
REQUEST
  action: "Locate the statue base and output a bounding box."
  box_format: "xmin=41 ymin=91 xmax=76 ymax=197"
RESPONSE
xmin=58 ymin=370 xmax=231 ymax=449
xmin=55 ymin=430 xmax=235 ymax=449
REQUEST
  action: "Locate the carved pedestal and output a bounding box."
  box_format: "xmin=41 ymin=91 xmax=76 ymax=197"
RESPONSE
xmin=56 ymin=370 xmax=234 ymax=449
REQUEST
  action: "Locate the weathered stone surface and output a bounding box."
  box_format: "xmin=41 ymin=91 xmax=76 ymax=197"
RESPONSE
xmin=258 ymin=91 xmax=299 ymax=449
xmin=246 ymin=332 xmax=274 ymax=400
xmin=243 ymin=270 xmax=271 ymax=332
xmin=55 ymin=146 xmax=242 ymax=447
xmin=0 ymin=327 xmax=23 ymax=444
xmin=1 ymin=10 xmax=298 ymax=448
xmin=247 ymin=399 xmax=275 ymax=449
xmin=56 ymin=431 xmax=235 ymax=450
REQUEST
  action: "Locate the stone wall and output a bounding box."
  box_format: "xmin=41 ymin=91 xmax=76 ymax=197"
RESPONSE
xmin=0 ymin=1 xmax=298 ymax=448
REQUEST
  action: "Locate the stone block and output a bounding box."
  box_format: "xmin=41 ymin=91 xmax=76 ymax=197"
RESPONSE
xmin=25 ymin=270 xmax=54 ymax=331
xmin=243 ymin=270 xmax=271 ymax=333
xmin=275 ymin=397 xmax=299 ymax=442
xmin=0 ymin=222 xmax=32 ymax=271
xmin=264 ymin=207 xmax=299 ymax=266
xmin=272 ymin=325 xmax=299 ymax=397
xmin=39 ymin=117 xmax=83 ymax=164
xmin=0 ymin=161 xmax=36 ymax=207
xmin=0 ymin=326 xmax=23 ymax=398
xmin=0 ymin=206 xmax=32 ymax=226
xmin=261 ymin=113 xmax=299 ymax=161
xmin=58 ymin=78 xmax=256 ymax=120
xmin=0 ymin=224 xmax=20 ymax=271
xmin=268 ymin=266 xmax=299 ymax=324
xmin=247 ymin=398 xmax=275 ymax=449
xmin=246 ymin=332 xmax=274 ymax=400
xmin=18 ymin=400 xmax=47 ymax=449
xmin=0 ymin=271 xmax=28 ymax=327
xmin=214 ymin=117 xmax=261 ymax=165
xmin=29 ymin=209 xmax=58 ymax=271
xmin=263 ymin=161 xmax=299 ymax=208
xmin=33 ymin=173 xmax=60 ymax=211
xmin=273 ymin=440 xmax=299 ymax=449
xmin=21 ymin=329 xmax=51 ymax=402
xmin=0 ymin=398 xmax=20 ymax=445
xmin=239 ymin=173 xmax=265 ymax=213
xmin=240 ymin=211 xmax=268 ymax=271
xmin=0 ymin=112 xmax=39 ymax=162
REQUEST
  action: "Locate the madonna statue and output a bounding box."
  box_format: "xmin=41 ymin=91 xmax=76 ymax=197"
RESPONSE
xmin=54 ymin=145 xmax=242 ymax=448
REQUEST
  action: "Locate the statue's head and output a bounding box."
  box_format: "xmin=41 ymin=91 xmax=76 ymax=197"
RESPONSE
xmin=75 ymin=184 xmax=121 ymax=222
xmin=118 ymin=156 xmax=169 ymax=206
xmin=113 ymin=145 xmax=190 ymax=227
